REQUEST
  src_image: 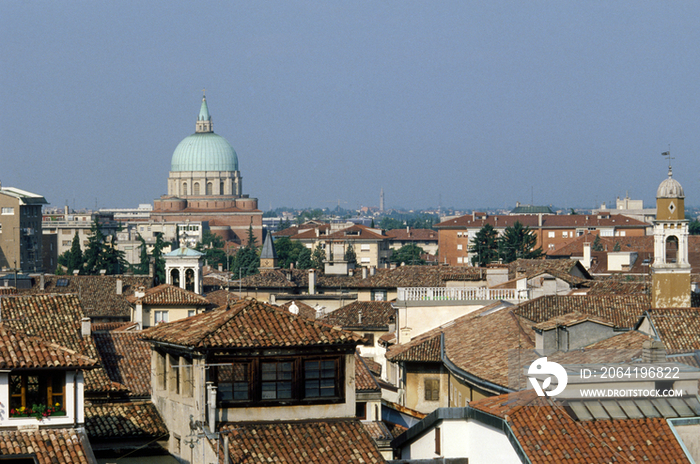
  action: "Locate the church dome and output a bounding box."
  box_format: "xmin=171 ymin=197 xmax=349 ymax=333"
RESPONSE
xmin=657 ymin=168 xmax=684 ymax=199
xmin=170 ymin=96 xmax=239 ymax=172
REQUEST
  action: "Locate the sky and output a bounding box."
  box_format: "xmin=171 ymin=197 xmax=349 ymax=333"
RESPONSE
xmin=2 ymin=1 xmax=700 ymax=212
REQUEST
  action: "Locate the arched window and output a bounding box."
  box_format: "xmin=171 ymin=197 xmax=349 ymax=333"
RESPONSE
xmin=182 ymin=182 xmax=188 ymax=196
xmin=220 ymin=181 xmax=225 ymax=195
xmin=170 ymin=269 xmax=180 ymax=288
xmin=185 ymin=269 xmax=195 ymax=292
xmin=193 ymin=183 xmax=200 ymax=196
xmin=206 ymin=182 xmax=213 ymax=196
xmin=666 ymin=236 xmax=679 ymax=264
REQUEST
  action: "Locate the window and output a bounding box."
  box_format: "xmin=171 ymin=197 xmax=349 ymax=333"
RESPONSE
xmin=457 ymin=244 xmax=462 ymax=250
xmin=457 ymin=257 xmax=463 ymax=264
xmin=217 ymin=363 xmax=251 ymax=402
xmin=362 ymin=333 xmax=375 ymax=346
xmin=361 ymin=257 xmax=371 ymax=263
xmin=155 ymin=311 xmax=169 ymax=324
xmin=9 ymin=372 xmax=65 ymax=412
xmin=562 ymin=231 xmax=568 ymax=238
xmin=304 ymin=360 xmax=336 ymax=398
xmin=188 ymin=310 xmax=196 ymax=318
xmin=193 ymin=183 xmax=200 ymax=195
xmin=206 ymin=182 xmax=213 ymax=196
xmin=548 ymin=231 xmax=555 ymax=238
xmin=216 ymin=356 xmax=343 ymax=406
xmin=1 ymin=207 xmax=14 ymax=215
xmin=356 ymin=401 xmax=367 ymax=419
xmin=424 ymin=378 xmax=439 ymax=401
xmin=360 ymin=244 xmax=371 ymax=251
xmin=262 ymin=361 xmax=293 ymax=399
xmin=169 ymin=354 xmax=180 ymax=394
xmin=156 ymin=351 xmax=167 ymax=390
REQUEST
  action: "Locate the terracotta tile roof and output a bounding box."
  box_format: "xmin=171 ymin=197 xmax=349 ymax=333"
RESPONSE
xmin=22 ymin=275 xmax=153 ymax=318
xmin=127 ymin=284 xmax=209 ymax=307
xmin=643 ymin=308 xmax=700 ymax=355
xmin=532 ymin=311 xmax=615 ymax=331
xmin=514 ymin=294 xmax=650 ymax=329
xmin=362 ymin=421 xmax=394 ymax=441
xmin=355 ymin=353 xmax=381 ymax=392
xmin=203 ymin=289 xmax=242 ymax=309
xmin=322 ymin=301 xmax=395 ymax=329
xmin=141 ymin=298 xmax=362 ymax=349
xmin=470 ymin=391 xmax=691 ymax=463
xmin=0 ymin=294 xmax=125 ymax=393
xmin=435 ymin=214 xmax=540 ymax=229
xmin=386 ymin=332 xmax=442 ymax=363
xmin=291 ymin=224 xmax=386 ymax=241
xmin=385 ymin=228 xmax=438 ymax=241
xmin=547 ymin=233 xmax=653 ymax=257
xmin=387 ymin=422 xmax=408 ymax=438
xmin=362 ymin=356 xmax=382 ymax=376
xmin=0 ymin=287 xmax=17 ymax=295
xmin=0 ymin=323 xmax=98 ymax=369
xmin=583 ymin=277 xmax=650 ymax=295
xmin=93 ymin=332 xmax=152 ymax=396
xmin=356 ymin=265 xmax=484 ymax=288
xmin=279 ymin=300 xmax=316 ymax=320
xmin=508 ymin=258 xmax=591 ymax=282
xmin=219 ymin=419 xmax=386 ymax=463
xmin=0 ymin=428 xmax=94 ymax=463
xmin=92 ymin=321 xmax=139 ymax=332
xmin=85 ymin=402 xmax=168 ymax=440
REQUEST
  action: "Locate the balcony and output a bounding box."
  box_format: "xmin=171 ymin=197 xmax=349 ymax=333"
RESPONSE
xmin=397 ymin=286 xmax=529 ymax=303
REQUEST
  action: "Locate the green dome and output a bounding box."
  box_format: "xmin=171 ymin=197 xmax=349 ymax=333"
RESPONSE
xmin=171 ymin=132 xmax=239 ymax=172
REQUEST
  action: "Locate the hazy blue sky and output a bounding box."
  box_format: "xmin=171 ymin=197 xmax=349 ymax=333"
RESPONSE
xmin=2 ymin=2 xmax=699 ymax=212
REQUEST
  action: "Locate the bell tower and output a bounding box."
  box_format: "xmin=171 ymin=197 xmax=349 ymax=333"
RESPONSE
xmin=651 ymin=164 xmax=690 ymax=308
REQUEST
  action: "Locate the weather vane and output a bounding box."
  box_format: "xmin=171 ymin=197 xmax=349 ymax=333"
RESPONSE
xmin=662 ymin=146 xmax=673 ymax=172
xmin=202 ymin=88 xmax=206 ymax=97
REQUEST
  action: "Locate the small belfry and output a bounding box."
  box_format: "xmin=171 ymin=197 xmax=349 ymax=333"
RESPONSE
xmin=651 ymin=160 xmax=691 ymax=308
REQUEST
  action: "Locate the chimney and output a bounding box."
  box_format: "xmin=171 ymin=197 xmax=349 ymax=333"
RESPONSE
xmin=390 ymin=263 xmax=397 ymax=270
xmin=538 ymin=214 xmax=543 ymax=227
xmin=582 ymin=242 xmax=591 ymax=270
xmin=99 ymin=269 xmax=106 ymax=275
xmin=81 ymin=317 xmax=91 ymax=338
xmin=218 ymin=264 xmax=223 ymax=272
xmin=206 ymin=382 xmax=217 ymax=431
xmin=135 ymin=286 xmax=146 ymax=298
xmin=40 ymin=274 xmax=45 ymax=291
xmin=370 ymin=266 xmax=376 ymax=276
xmin=290 ymin=262 xmax=294 ymax=269
xmin=348 ymin=268 xmax=354 ymax=277
xmin=308 ymin=269 xmax=316 ymax=295
xmin=406 ymin=226 xmax=410 ymax=236
xmin=289 ymin=302 xmax=299 ymax=315
xmin=642 ymin=340 xmax=666 ymax=363
xmin=73 ymin=270 xmax=80 ymax=276
xmin=362 ymin=267 xmax=368 ymax=279
xmin=358 ymin=310 xmax=362 ymax=325
xmin=116 ymin=279 xmax=123 ymax=295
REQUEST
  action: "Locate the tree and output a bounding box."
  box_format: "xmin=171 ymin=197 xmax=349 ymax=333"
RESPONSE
xmin=498 ymin=221 xmax=543 ymax=263
xmin=67 ymin=232 xmax=84 ymax=274
xmin=246 ymin=224 xmax=258 ymax=249
xmin=102 ymin=235 xmax=128 ymax=274
xmin=390 ymin=244 xmax=426 ymax=265
xmin=311 ymin=243 xmax=326 ymax=270
xmin=470 ymin=224 xmax=499 ymax=266
xmin=613 ymin=241 xmax=621 ymax=252
xmin=196 ymin=231 xmax=227 ymax=268
xmin=296 ymin=247 xmax=312 ymax=269
xmin=152 ymin=233 xmax=166 ymax=285
xmin=275 ymin=236 xmax=305 ymax=269
xmin=83 ymin=217 xmax=106 ymax=275
xmin=690 ymin=219 xmax=700 ymax=235
xmin=278 ymin=219 xmax=292 ymax=232
xmin=344 ymin=243 xmax=357 ymax=265
xmin=378 ymin=217 xmax=405 ymax=230
xmin=137 ymin=234 xmax=149 ymax=275
xmin=592 ymin=234 xmax=603 ymax=251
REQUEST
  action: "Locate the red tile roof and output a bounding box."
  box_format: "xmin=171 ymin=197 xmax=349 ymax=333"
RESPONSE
xmin=0 ymin=294 xmax=125 ymax=393
xmin=85 ymin=402 xmax=168 ymax=440
xmin=322 ymin=301 xmax=395 ymax=329
xmin=471 ymin=391 xmax=691 ymax=463
xmin=22 ymin=274 xmax=153 ymax=318
xmin=127 ymin=283 xmax=209 ymax=307
xmin=0 ymin=324 xmax=98 ymax=369
xmin=0 ymin=428 xmax=95 ymax=463
xmin=219 ymin=420 xmax=386 ymax=463
xmin=514 ymin=294 xmax=650 ymax=328
xmin=386 ymin=332 xmax=442 ymax=363
xmin=141 ymin=298 xmax=362 ymax=349
xmin=355 ymin=353 xmax=381 ymax=393
xmin=93 ymin=332 xmax=152 ymax=396
xmin=643 ymin=308 xmax=700 ymax=354
xmin=385 ymin=228 xmax=438 ymax=241
xmin=279 ymin=300 xmax=317 ymax=320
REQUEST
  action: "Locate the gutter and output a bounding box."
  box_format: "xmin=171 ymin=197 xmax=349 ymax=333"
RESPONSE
xmin=146 ymin=339 xmax=197 ymax=352
xmin=440 ymin=333 xmax=513 ymax=396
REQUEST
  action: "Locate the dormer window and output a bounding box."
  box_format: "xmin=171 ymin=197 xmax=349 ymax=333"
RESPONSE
xmin=215 ymin=356 xmax=344 ymax=406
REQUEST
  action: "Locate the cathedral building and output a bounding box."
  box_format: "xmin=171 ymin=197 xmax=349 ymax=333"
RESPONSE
xmin=151 ymin=95 xmax=262 ymax=245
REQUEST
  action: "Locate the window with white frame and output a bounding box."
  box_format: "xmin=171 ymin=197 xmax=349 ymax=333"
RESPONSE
xmin=361 ymin=257 xmax=371 ymax=263
xmin=155 ymin=311 xmax=169 ymax=324
xmin=1 ymin=207 xmax=14 ymax=215
xmin=562 ymin=231 xmax=568 ymax=238
xmin=548 ymin=231 xmax=555 ymax=238
xmin=457 ymin=244 xmax=462 ymax=250
xmin=360 ymin=244 xmax=370 ymax=251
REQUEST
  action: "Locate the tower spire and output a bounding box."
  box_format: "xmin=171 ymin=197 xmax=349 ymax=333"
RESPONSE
xmin=196 ymin=91 xmax=213 ymax=133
